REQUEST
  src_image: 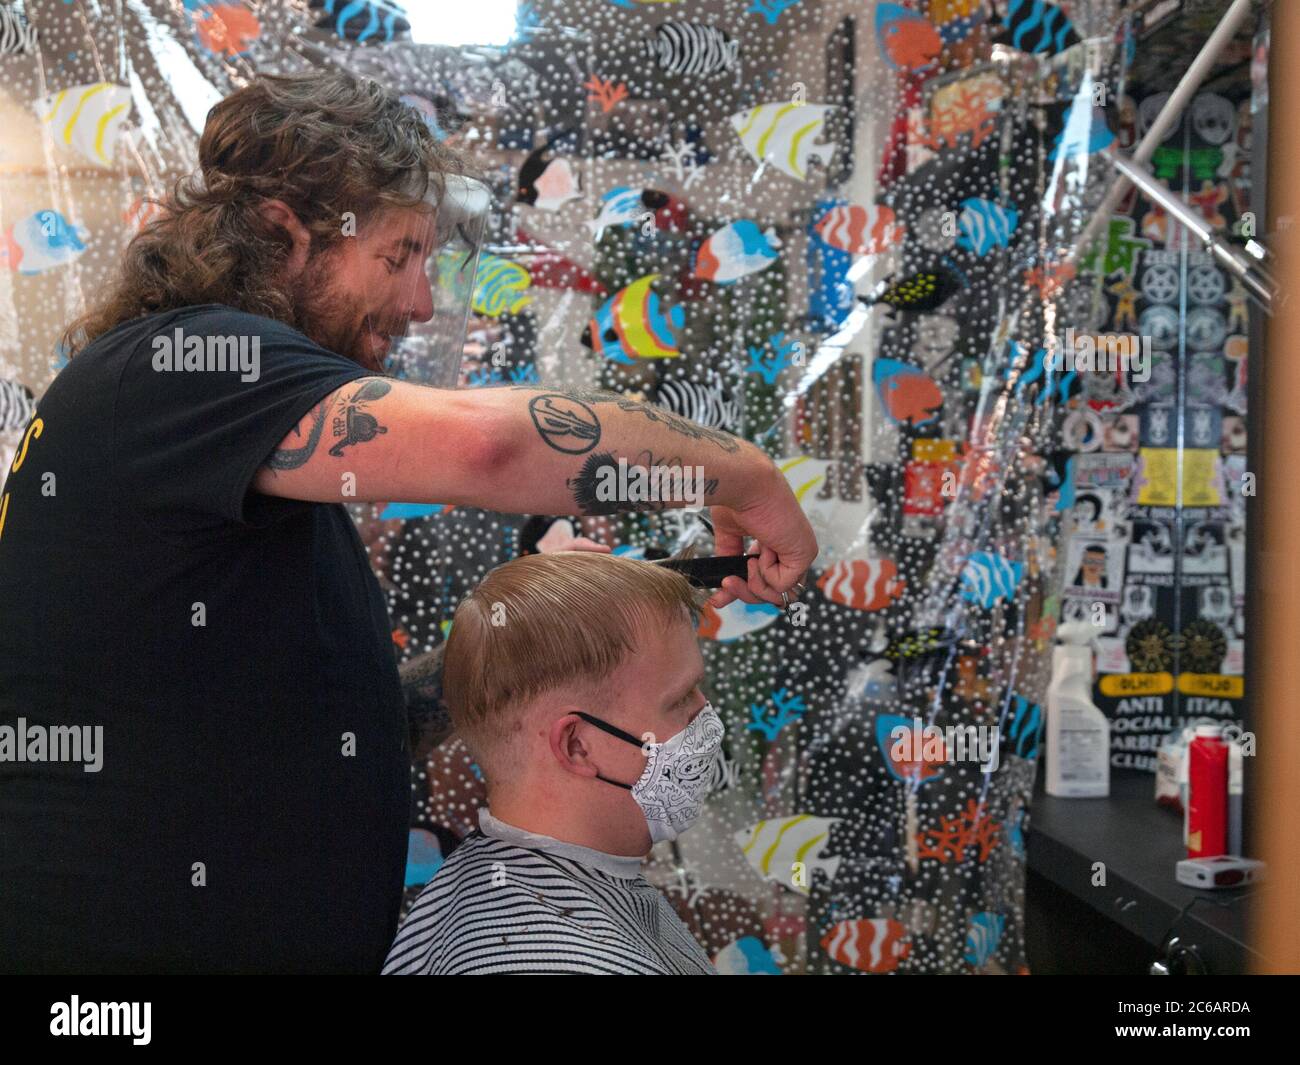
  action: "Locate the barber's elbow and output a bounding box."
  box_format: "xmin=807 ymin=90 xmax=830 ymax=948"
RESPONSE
xmin=447 ymin=391 xmax=515 ymax=490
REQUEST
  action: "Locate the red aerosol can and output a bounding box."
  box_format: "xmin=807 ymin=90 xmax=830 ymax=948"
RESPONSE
xmin=1187 ymin=725 xmax=1228 ymax=859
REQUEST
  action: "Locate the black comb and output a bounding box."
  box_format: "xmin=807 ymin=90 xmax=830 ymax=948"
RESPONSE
xmin=647 ymin=553 xmax=755 ymax=589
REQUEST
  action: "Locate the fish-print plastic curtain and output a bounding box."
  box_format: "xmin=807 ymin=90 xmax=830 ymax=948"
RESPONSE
xmin=0 ymin=0 xmax=1255 ymax=973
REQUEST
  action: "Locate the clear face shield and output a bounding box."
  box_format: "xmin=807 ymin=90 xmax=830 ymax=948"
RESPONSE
xmin=374 ymin=172 xmax=492 ymax=389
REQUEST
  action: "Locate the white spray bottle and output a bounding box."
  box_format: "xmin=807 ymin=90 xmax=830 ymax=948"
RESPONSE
xmin=1046 ymin=621 xmax=1110 ymax=798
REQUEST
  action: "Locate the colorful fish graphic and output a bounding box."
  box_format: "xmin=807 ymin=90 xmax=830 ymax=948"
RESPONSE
xmin=994 ymin=0 xmax=1080 ymax=56
xmin=714 ymin=936 xmax=784 ymax=975
xmin=655 ymin=377 xmax=741 ymax=433
xmin=308 ymin=0 xmax=410 ymax=43
xmin=883 ymin=626 xmax=960 ymax=661
xmin=862 ymin=264 xmax=964 ymax=313
xmin=33 ymin=82 xmax=133 ymax=169
xmin=876 ymin=713 xmax=946 ymax=784
xmin=956 ymin=198 xmax=1019 ymax=255
xmin=587 ymin=187 xmax=670 ymax=241
xmin=185 ymin=1 xmax=262 ymax=57
xmin=821 ymin=918 xmax=911 ymax=973
xmin=873 ymin=357 xmax=943 ymax=426
xmin=875 ymin=3 xmax=943 ymax=72
xmin=472 ymin=254 xmax=533 ymax=317
xmin=730 ymin=102 xmax=836 ymax=182
xmin=695 ymin=220 xmax=780 ymax=284
xmin=697 ymin=599 xmax=783 ymax=642
xmin=516 ymin=135 xmax=582 ymax=210
xmin=960 ymin=551 xmax=1024 ymax=608
xmin=963 ymin=911 xmax=1006 ymax=967
xmin=735 ymin=815 xmax=842 ymax=895
xmin=816 ymin=558 xmax=906 ymax=612
xmin=646 ymin=20 xmax=739 ymax=77
xmin=2 ymin=210 xmax=89 ymax=275
xmin=777 ymin=454 xmax=832 ymax=509
xmin=814 ymin=204 xmax=904 ymax=256
xmin=581 ymin=274 xmax=685 ymax=364
xmin=1005 ymin=693 xmax=1042 ymax=760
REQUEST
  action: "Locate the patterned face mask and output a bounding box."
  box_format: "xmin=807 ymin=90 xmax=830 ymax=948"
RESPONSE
xmin=577 ymin=702 xmax=727 ymax=844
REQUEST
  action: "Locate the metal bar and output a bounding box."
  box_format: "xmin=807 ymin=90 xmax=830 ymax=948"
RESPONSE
xmin=1107 ymin=151 xmax=1277 ymax=309
xmin=1067 ymin=0 xmax=1257 ymax=266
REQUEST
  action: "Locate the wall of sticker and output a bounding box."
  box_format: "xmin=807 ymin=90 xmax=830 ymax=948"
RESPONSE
xmin=0 ymin=0 xmax=1261 ymax=974
xmin=1049 ymin=11 xmax=1258 ymax=772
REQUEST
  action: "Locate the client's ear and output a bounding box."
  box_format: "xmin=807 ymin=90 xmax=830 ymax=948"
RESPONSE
xmin=549 ymin=712 xmax=599 ymax=779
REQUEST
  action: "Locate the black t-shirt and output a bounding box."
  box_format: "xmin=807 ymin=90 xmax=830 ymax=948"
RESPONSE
xmin=0 ymin=304 xmax=410 ymax=973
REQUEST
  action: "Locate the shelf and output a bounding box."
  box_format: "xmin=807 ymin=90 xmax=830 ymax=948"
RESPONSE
xmin=1026 ymin=765 xmax=1263 ymax=973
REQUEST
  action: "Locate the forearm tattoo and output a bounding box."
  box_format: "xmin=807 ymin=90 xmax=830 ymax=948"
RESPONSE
xmin=568 ymin=447 xmax=722 ymax=516
xmin=510 ymin=384 xmax=743 ymax=455
xmin=265 ymin=379 xmax=391 ymax=470
xmin=527 ymin=393 xmax=602 ymax=454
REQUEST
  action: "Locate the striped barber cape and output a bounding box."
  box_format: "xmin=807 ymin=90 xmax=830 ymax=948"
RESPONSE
xmin=383 ymin=809 xmax=717 ymax=975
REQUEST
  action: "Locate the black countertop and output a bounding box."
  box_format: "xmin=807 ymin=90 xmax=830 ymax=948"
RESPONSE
xmin=1026 ymin=765 xmax=1264 ymax=973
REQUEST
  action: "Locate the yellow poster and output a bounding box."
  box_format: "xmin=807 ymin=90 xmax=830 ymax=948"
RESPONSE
xmin=1135 ymin=448 xmax=1222 ymax=506
xmin=1136 ymin=448 xmax=1177 ymax=505
xmin=1183 ymin=449 xmax=1223 ymax=506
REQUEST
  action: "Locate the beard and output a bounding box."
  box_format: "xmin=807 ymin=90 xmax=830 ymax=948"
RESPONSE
xmin=288 ymin=249 xmax=397 ymax=374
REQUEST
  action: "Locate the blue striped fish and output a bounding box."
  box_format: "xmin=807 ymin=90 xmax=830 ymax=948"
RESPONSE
xmin=1006 ymin=693 xmax=1042 ymax=760
xmin=646 ymin=20 xmax=740 ymax=77
xmin=956 ymin=198 xmax=1019 ymax=256
xmin=960 ymin=551 xmax=1023 ymax=608
xmin=309 ymin=0 xmax=410 ymax=44
xmin=994 ymin=0 xmax=1080 ymax=56
xmin=471 ymin=254 xmax=533 ymax=318
xmin=963 ymin=912 xmax=1005 ymax=967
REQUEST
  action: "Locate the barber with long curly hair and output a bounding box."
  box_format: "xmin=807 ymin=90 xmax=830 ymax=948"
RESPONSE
xmin=0 ymin=70 xmax=815 ymax=974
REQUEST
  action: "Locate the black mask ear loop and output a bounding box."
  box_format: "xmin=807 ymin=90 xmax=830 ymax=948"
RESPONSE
xmin=575 ymin=711 xmax=645 ymax=790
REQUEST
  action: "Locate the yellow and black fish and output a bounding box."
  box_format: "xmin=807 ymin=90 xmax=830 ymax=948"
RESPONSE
xmin=859 ymin=262 xmax=965 ymax=313
xmin=883 ymin=627 xmax=961 ymax=661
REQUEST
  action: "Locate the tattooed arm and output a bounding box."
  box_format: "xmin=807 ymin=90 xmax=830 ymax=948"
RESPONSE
xmin=252 ymin=378 xmax=817 ymax=607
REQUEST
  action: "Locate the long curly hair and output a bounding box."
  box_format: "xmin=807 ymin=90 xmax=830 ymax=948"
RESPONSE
xmin=61 ymin=69 xmax=478 ymax=355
